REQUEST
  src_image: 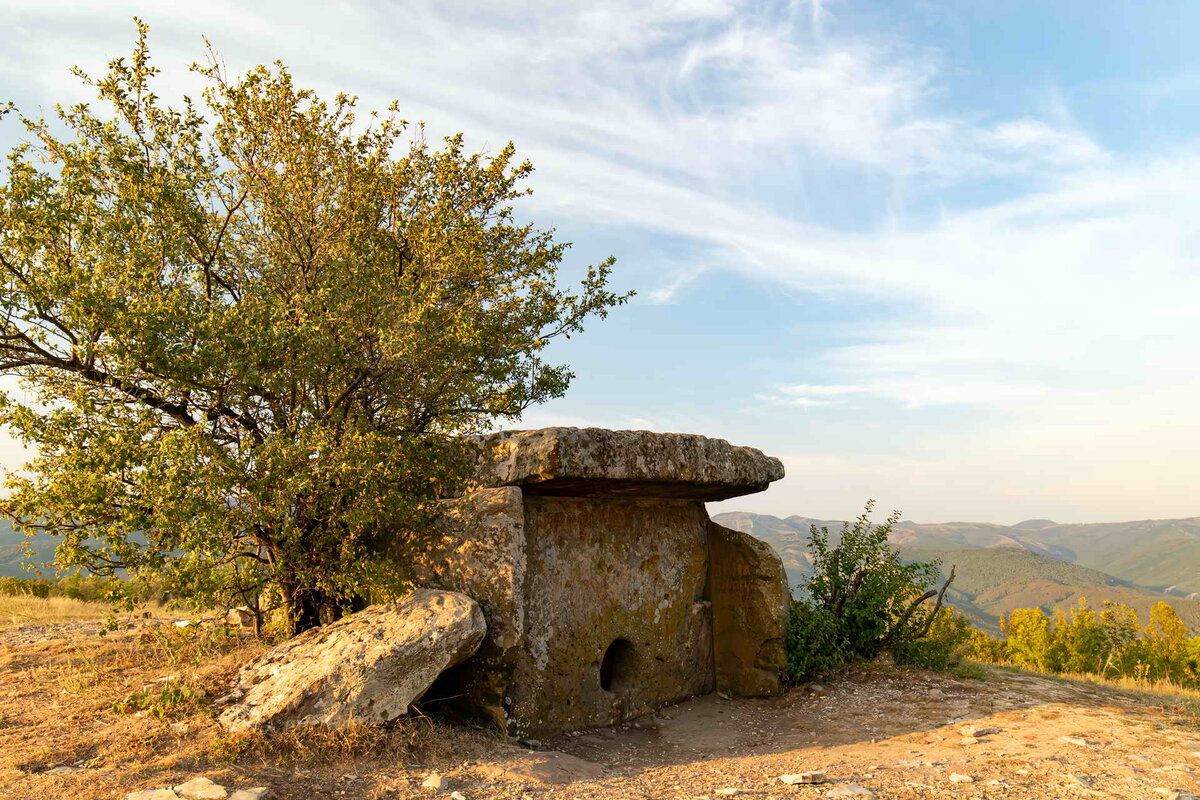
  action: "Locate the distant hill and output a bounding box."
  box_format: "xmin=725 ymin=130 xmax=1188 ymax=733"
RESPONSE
xmin=0 ymin=519 xmax=58 ymax=578
xmin=713 ymin=511 xmax=1200 ymax=634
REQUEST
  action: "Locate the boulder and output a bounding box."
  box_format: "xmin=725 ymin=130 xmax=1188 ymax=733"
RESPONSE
xmin=707 ymin=522 xmax=788 ymax=696
xmin=217 ymin=590 xmax=486 ymax=732
xmin=174 ymin=778 xmax=228 ymax=800
xmin=474 ymin=427 xmax=784 ymax=500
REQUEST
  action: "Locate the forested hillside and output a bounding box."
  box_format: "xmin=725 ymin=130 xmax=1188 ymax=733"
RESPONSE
xmin=714 ymin=511 xmax=1200 ymax=633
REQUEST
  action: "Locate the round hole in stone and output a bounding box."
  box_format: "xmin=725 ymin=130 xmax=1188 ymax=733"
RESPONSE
xmin=599 ymin=638 xmax=636 ymax=693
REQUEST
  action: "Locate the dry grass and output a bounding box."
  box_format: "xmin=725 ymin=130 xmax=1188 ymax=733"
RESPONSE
xmin=0 ymin=594 xmax=112 ymax=625
xmin=0 ymin=617 xmax=503 ymax=800
xmin=993 ymin=663 xmax=1200 ymax=717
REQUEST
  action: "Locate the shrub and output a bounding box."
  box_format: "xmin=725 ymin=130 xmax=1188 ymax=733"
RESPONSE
xmin=785 ymin=601 xmax=847 ymax=681
xmin=783 ymin=501 xmax=955 ymax=682
xmin=893 ymin=607 xmax=972 ymax=671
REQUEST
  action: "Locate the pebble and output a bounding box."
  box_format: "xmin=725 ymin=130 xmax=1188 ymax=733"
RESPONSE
xmin=715 ymin=789 xmax=739 ymax=796
xmin=450 ymin=793 xmax=467 ymax=800
xmin=949 ymin=773 xmax=974 ymax=783
xmin=1059 ymin=736 xmax=1090 ymax=746
xmin=421 ymin=773 xmax=448 ymax=791
xmin=229 ymin=790 xmax=270 ymax=800
xmin=824 ymin=785 xmax=875 ymax=798
xmin=43 ymin=765 xmax=83 ymax=775
xmin=126 ymin=778 xmax=267 ymax=800
xmin=780 ymin=771 xmax=825 ymax=784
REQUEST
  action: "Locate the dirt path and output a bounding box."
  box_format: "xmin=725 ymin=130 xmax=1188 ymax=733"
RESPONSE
xmin=450 ymin=666 xmax=1200 ymax=800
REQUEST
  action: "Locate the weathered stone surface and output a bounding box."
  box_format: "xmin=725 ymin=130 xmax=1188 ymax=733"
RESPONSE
xmin=475 ymin=428 xmax=784 ymax=500
xmin=510 ymin=495 xmax=715 ymax=734
xmin=395 ymin=486 xmax=526 ymax=729
xmin=173 ymin=778 xmax=228 ymax=800
xmin=217 ymin=590 xmax=485 ymax=732
xmin=707 ymin=522 xmax=788 ymax=697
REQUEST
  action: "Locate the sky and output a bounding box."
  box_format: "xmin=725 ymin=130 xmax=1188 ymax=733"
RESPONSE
xmin=1 ymin=0 xmax=1199 ymax=525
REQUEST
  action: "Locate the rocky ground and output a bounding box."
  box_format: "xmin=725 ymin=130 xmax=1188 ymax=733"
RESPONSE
xmin=3 ymin=620 xmax=1200 ymax=799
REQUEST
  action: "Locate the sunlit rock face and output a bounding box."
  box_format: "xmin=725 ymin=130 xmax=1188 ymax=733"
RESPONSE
xmin=408 ymin=427 xmax=788 ymax=736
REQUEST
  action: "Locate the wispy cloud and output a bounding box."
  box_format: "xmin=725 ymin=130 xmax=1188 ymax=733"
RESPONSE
xmin=3 ymin=0 xmax=1193 ymax=522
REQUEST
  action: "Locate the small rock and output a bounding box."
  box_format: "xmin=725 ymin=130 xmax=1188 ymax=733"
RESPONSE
xmin=715 ymin=789 xmax=739 ymax=796
xmin=174 ymin=778 xmax=228 ymax=800
xmin=1073 ymin=775 xmax=1097 ymax=789
xmin=43 ymin=765 xmax=82 ymax=776
xmin=949 ymin=773 xmax=974 ymax=783
xmin=781 ymin=771 xmax=825 ymax=784
xmin=169 ymin=722 xmax=188 ymax=734
xmin=1166 ymin=793 xmax=1200 ymax=800
xmin=960 ymin=736 xmax=980 ymax=745
xmin=127 ymin=792 xmax=181 ymax=800
xmin=959 ymin=724 xmax=1000 ymax=737
xmin=824 ymin=786 xmax=875 ymax=799
xmin=1059 ymin=736 xmax=1090 ymax=746
xmin=422 ymin=773 xmax=448 ymax=791
xmin=450 ymin=793 xmax=467 ymax=800
xmin=228 ymin=791 xmax=270 ymax=800
xmin=518 ymin=738 xmax=542 ymax=749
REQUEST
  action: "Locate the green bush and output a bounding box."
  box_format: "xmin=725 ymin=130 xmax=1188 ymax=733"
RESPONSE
xmin=783 ymin=501 xmax=954 ymax=683
xmin=785 ymin=601 xmax=847 ymax=681
xmin=893 ymin=607 xmax=972 ymax=671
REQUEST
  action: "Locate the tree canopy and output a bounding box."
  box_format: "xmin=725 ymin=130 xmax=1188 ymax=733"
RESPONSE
xmin=0 ymin=21 xmax=628 ymax=634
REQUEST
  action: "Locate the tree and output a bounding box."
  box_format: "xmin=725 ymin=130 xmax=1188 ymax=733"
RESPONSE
xmin=999 ymin=608 xmax=1053 ymax=671
xmin=0 ymin=22 xmax=628 ymax=635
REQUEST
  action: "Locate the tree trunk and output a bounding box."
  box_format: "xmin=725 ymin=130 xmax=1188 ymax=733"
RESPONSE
xmin=280 ymin=581 xmax=340 ymax=636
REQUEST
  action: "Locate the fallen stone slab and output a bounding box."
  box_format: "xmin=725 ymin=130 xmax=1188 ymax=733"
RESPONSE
xmin=218 ymin=590 xmax=485 ymax=732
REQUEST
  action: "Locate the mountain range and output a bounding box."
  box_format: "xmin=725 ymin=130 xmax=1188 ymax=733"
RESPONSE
xmin=712 ymin=511 xmax=1200 ymax=634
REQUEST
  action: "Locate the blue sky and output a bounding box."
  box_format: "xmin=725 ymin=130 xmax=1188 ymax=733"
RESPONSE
xmin=3 ymin=0 xmax=1200 ymax=524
